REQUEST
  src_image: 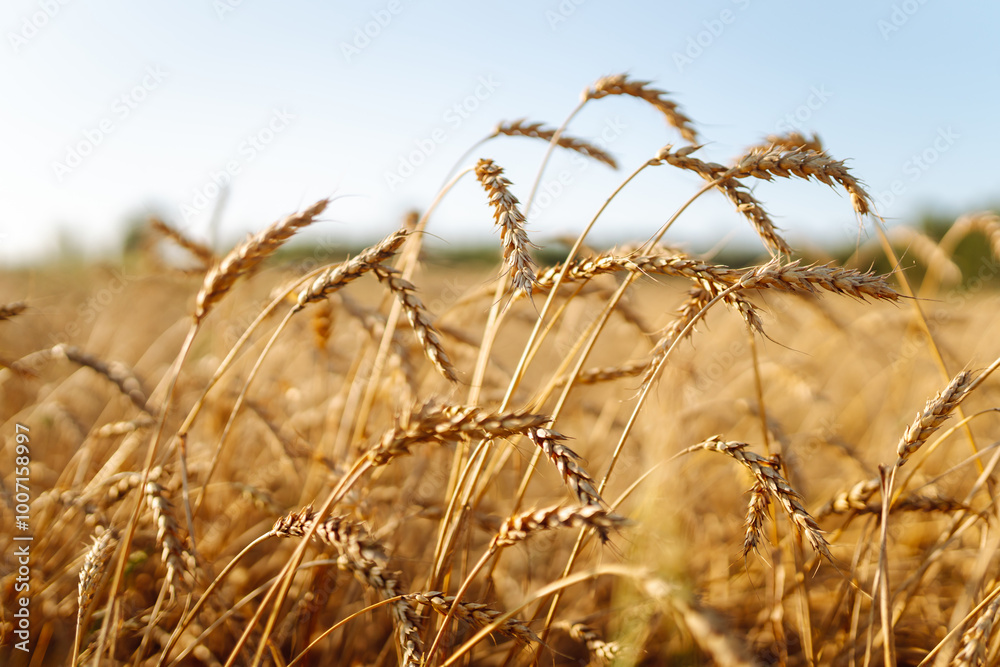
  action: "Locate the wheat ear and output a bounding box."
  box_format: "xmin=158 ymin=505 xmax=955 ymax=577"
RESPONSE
xmin=639 ymin=287 xmax=765 ymax=390
xmin=369 ymin=403 xmax=549 ymax=466
xmin=585 ymin=73 xmax=697 ymax=142
xmin=195 ymin=198 xmax=328 ymax=322
xmin=73 ymin=527 xmax=117 ymax=666
xmin=474 ymin=158 xmax=538 ymax=299
xmin=294 ymin=228 xmax=408 ymax=309
xmin=655 ymin=144 xmax=789 ymax=255
xmin=729 ymin=145 xmax=875 ymax=216
xmin=272 ymin=506 xmax=423 ymax=667
xmin=493 ymin=119 xmax=618 ymax=169
xmin=491 ymin=504 xmax=629 ymax=549
xmin=53 ymin=344 xmax=152 ymax=414
xmin=556 ymin=358 xmax=649 ymax=387
xmin=372 ymin=265 xmax=458 ymax=382
xmin=77 ymin=528 xmax=116 ymax=626
xmin=527 ymin=427 xmax=605 ymax=508
xmin=566 ymin=622 xmax=622 ymax=663
xmin=408 ymin=591 xmax=540 ymax=645
xmin=742 ymin=482 xmax=771 ymax=560
xmin=896 ymin=370 xmax=974 ymax=465
xmin=953 ymin=595 xmax=1000 ymax=667
xmin=735 ymin=259 xmax=900 ymax=302
xmin=150 ymin=217 xmax=217 ymax=267
xmin=144 ymin=469 xmax=192 ymax=594
xmin=818 ymin=478 xmax=881 ymax=518
xmin=754 ymin=131 xmax=825 ymax=154
xmin=535 ymin=253 xmax=765 ymax=333
xmin=690 ymin=436 xmax=833 ymax=562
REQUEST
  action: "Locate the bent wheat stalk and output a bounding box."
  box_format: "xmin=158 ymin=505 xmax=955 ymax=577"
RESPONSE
xmin=682 ymin=436 xmax=833 ymax=563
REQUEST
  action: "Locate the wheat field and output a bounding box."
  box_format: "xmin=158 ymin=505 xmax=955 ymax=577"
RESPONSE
xmin=2 ymin=74 xmax=1000 ymax=666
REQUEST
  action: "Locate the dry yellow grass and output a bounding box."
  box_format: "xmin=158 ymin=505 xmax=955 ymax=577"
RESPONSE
xmin=2 ymin=73 xmax=1000 ymax=667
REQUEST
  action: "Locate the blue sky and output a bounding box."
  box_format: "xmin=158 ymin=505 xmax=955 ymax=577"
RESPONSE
xmin=2 ymin=1 xmax=998 ymax=265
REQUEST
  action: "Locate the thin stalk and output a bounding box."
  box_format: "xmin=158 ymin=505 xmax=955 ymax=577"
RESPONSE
xmin=193 ymin=306 xmax=298 ymax=520
xmin=917 ymin=584 xmax=1000 ymax=666
xmin=524 ymin=98 xmax=588 ymax=213
xmin=286 ymin=596 xmax=407 ymax=667
xmin=348 ymin=170 xmax=471 ymax=449
xmin=165 ymin=559 xmax=339 ymax=667
xmin=426 ymin=548 xmax=496 ymax=664
xmin=427 ymin=438 xmax=493 ymax=590
xmin=156 ymin=532 xmax=274 ymax=665
xmin=441 ymin=565 xmax=646 ymax=667
xmin=873 ymin=220 xmax=985 ymax=474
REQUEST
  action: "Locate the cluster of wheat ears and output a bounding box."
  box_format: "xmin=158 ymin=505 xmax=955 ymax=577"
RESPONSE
xmin=3 ymin=73 xmax=1000 ymax=666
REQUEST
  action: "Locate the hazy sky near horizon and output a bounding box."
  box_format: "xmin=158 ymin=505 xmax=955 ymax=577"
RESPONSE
xmin=1 ymin=1 xmax=998 ymax=265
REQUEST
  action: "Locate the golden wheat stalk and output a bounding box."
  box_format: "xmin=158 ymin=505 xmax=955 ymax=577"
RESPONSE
xmin=77 ymin=529 xmax=116 ymax=625
xmin=639 ymin=286 xmax=764 ymax=392
xmin=655 ymin=144 xmax=790 ymax=254
xmin=407 ymin=591 xmax=540 ymax=645
xmin=73 ymin=528 xmax=117 ymax=666
xmin=896 ymin=370 xmax=974 ymax=465
xmin=818 ymin=478 xmax=881 ymax=518
xmin=493 ymin=118 xmax=618 ymax=168
xmin=953 ymin=595 xmax=1000 ymax=667
xmin=639 ymin=289 xmax=716 ymax=389
xmin=53 ymin=344 xmax=152 ymax=414
xmin=735 ymin=259 xmax=900 ymax=302
xmin=534 ymin=252 xmax=734 ymax=292
xmin=535 ymin=254 xmax=765 ymax=333
xmin=689 ymin=436 xmax=833 ymax=562
xmin=373 ymin=265 xmax=458 ymax=382
xmin=195 ymin=198 xmax=328 ymax=322
xmin=94 ymin=416 xmax=156 ymax=438
xmin=294 ymin=228 xmax=408 ymax=310
xmin=369 ymin=403 xmax=550 ymax=466
xmin=742 ymin=482 xmax=771 ymax=559
xmin=490 ymin=504 xmax=629 ymax=549
xmin=729 ymin=145 xmax=875 ymax=216
xmin=272 ymin=506 xmax=423 ymax=666
xmin=555 ymin=358 xmax=650 ymax=387
xmin=144 ymin=470 xmax=192 ymax=594
xmin=584 ymin=73 xmax=697 ymax=142
xmin=474 ymin=158 xmax=538 ymax=298
xmin=565 ymin=622 xmax=622 ymax=664
xmin=527 ymin=427 xmax=605 ymax=508
xmin=150 ymin=217 xmax=217 ymax=267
